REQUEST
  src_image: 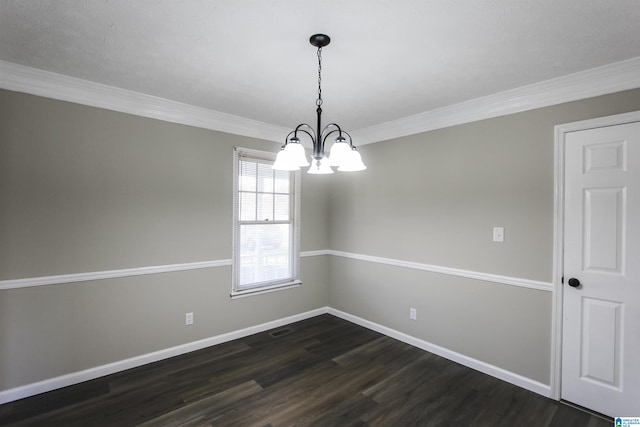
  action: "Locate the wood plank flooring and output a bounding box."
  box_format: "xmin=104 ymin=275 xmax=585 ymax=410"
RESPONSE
xmin=0 ymin=314 xmax=611 ymax=426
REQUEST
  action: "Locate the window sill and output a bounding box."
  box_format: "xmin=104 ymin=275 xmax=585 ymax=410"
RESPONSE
xmin=230 ymin=280 xmax=302 ymax=299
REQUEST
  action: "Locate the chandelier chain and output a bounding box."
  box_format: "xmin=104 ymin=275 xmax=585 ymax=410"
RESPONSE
xmin=316 ymin=47 xmax=323 ymax=107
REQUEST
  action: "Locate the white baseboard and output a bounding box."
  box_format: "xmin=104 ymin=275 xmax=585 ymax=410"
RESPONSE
xmin=0 ymin=306 xmax=551 ymax=405
xmin=0 ymin=307 xmax=328 ymax=405
xmin=327 ymin=308 xmax=552 ymax=398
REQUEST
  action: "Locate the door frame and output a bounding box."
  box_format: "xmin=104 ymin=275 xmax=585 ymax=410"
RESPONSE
xmin=550 ymin=110 xmax=640 ymax=401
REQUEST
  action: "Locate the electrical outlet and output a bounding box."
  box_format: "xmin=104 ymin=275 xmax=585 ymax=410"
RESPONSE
xmin=410 ymin=308 xmax=417 ymax=320
xmin=185 ymin=312 xmax=194 ymax=325
xmin=492 ymin=227 xmax=505 ymax=243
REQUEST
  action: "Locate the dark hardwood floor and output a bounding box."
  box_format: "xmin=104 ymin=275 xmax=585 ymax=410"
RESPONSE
xmin=0 ymin=314 xmax=611 ymax=426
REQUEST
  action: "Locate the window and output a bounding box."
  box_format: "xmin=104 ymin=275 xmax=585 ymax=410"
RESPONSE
xmin=232 ymin=147 xmax=301 ymax=297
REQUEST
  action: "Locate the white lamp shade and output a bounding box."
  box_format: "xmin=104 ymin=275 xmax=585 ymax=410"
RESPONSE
xmin=272 ymin=148 xmax=300 ymax=171
xmin=337 ymin=149 xmax=366 ymax=171
xmin=285 ymin=142 xmax=310 ymax=167
xmin=328 ymin=140 xmax=351 ymax=167
xmin=307 ymin=156 xmax=334 ymax=174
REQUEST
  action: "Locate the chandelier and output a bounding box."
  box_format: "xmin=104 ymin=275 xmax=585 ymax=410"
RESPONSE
xmin=273 ymin=34 xmax=366 ymax=174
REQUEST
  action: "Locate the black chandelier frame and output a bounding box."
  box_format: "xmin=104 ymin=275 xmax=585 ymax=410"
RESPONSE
xmin=283 ymin=34 xmax=356 ymax=164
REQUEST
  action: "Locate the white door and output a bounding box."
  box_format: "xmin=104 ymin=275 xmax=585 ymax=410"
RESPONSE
xmin=562 ymin=121 xmax=640 ymax=417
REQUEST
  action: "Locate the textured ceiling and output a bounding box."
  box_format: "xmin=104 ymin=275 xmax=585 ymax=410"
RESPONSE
xmin=1 ymin=0 xmax=639 ymax=133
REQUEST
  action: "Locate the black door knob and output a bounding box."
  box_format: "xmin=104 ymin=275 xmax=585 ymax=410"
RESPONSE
xmin=568 ymin=278 xmax=581 ymax=288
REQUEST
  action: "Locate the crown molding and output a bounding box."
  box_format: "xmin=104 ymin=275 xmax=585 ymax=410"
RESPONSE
xmin=2 ymin=57 xmax=639 ymax=145
xmin=351 ymin=56 xmax=640 ymax=145
xmin=0 ymin=60 xmax=288 ymax=143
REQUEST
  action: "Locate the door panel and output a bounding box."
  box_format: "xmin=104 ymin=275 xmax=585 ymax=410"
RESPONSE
xmin=583 ymin=187 xmax=625 ymax=272
xmin=562 ymin=121 xmax=640 ymax=417
xmin=580 ymin=297 xmax=621 ymax=388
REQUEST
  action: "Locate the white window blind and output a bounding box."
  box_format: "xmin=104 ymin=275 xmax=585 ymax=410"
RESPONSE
xmin=232 ymin=147 xmax=300 ymax=296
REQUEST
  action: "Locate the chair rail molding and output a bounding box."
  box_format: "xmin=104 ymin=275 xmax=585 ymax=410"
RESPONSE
xmin=0 ymin=250 xmax=550 ymax=292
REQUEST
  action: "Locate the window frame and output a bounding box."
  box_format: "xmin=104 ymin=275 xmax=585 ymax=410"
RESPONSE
xmin=231 ymin=147 xmax=301 ymax=298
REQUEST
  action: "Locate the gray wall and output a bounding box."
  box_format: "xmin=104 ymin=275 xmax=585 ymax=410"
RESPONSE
xmin=328 ymin=88 xmax=640 ymax=384
xmin=0 ymin=89 xmax=330 ymax=390
xmin=2 ymin=86 xmax=640 ymax=395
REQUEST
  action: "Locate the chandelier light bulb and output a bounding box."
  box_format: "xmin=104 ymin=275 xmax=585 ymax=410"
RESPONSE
xmin=328 ymin=137 xmax=351 ymax=167
xmin=285 ymin=140 xmax=310 ymax=167
xmin=273 ymin=147 xmax=300 ymax=171
xmin=337 ymin=148 xmax=367 ymax=172
xmin=307 ymin=156 xmax=334 ymax=174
